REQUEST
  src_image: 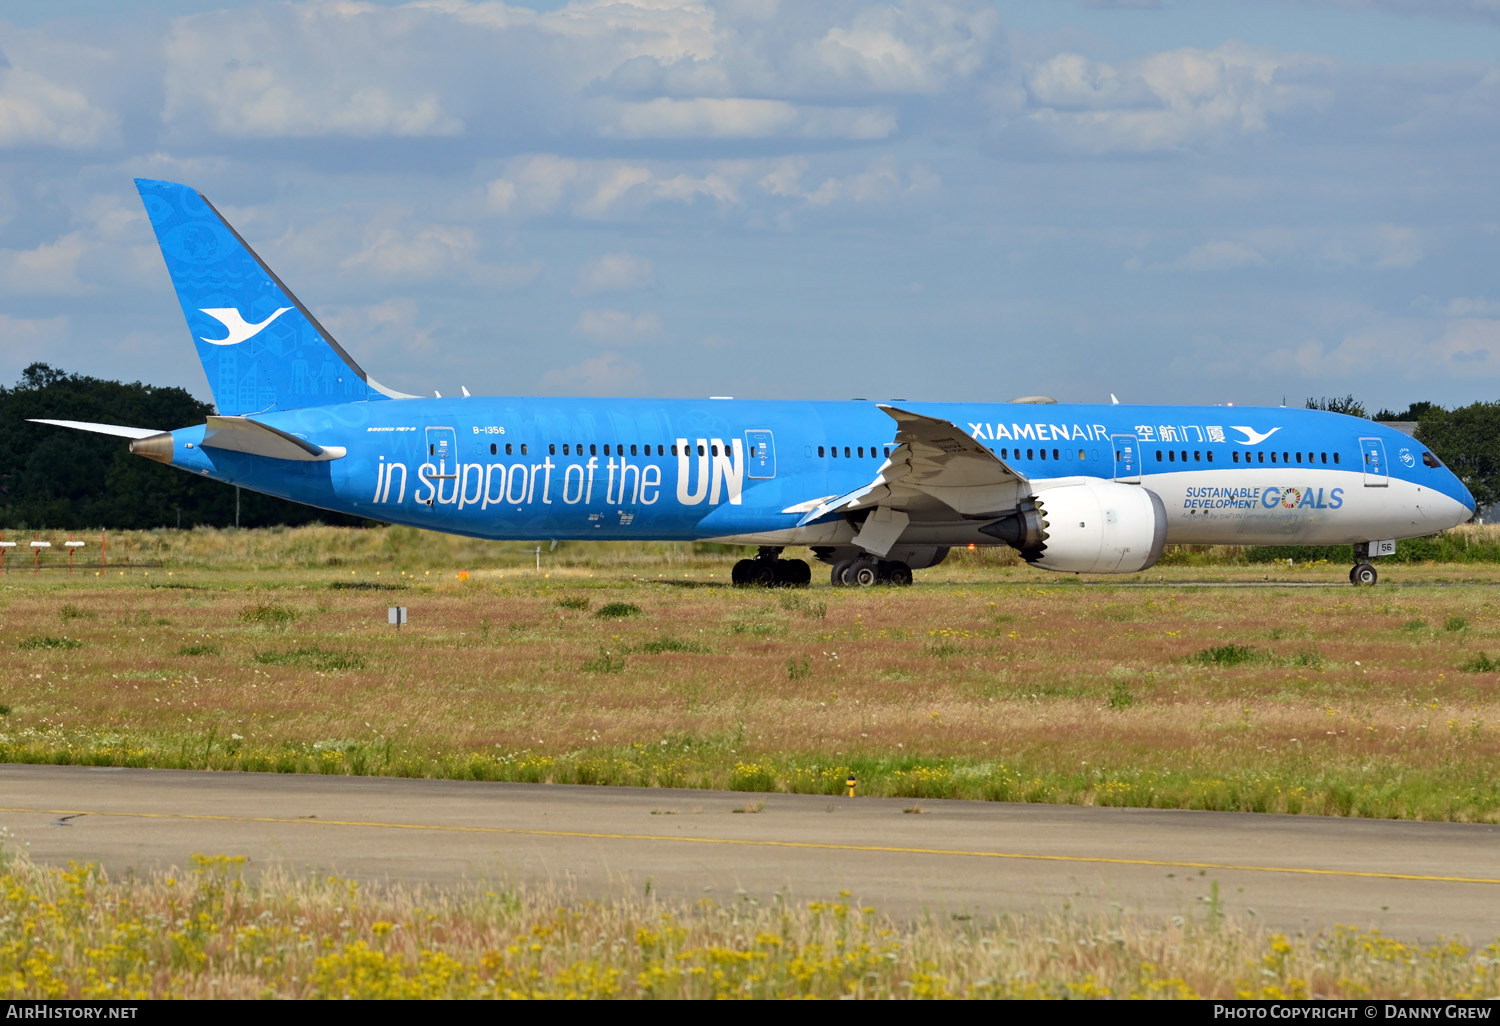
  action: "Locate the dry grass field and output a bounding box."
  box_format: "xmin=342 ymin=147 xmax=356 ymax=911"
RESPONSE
xmin=3 ymin=526 xmax=1500 ymax=821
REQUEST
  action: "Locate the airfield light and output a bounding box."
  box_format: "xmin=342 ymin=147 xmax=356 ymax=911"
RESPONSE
xmin=846 ymin=774 xmax=857 ymax=797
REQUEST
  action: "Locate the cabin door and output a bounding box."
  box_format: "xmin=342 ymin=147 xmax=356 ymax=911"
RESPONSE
xmin=1359 ymin=436 xmax=1388 ymax=487
xmin=745 ymin=430 xmax=776 ymax=479
xmin=1111 ymin=434 xmax=1140 ymax=484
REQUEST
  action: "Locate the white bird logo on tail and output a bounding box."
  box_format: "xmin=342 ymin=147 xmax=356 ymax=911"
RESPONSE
xmin=198 ymin=307 xmax=291 ymax=346
xmin=1229 ymin=426 xmax=1281 ymax=446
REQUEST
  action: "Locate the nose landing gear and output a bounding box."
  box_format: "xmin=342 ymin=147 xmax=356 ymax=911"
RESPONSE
xmin=1349 ymin=542 xmax=1379 ymax=586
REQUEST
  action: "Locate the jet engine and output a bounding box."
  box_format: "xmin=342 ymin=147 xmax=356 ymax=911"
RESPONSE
xmin=980 ymin=482 xmax=1168 ymax=574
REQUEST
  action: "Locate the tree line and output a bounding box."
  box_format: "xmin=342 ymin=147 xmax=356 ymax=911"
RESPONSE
xmin=0 ymin=364 xmax=366 ymax=531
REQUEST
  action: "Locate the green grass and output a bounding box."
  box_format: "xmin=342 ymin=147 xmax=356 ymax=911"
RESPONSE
xmin=240 ymin=602 xmax=296 ymax=624
xmin=253 ymin=647 xmax=366 ymax=672
xmin=15 ymin=635 xmax=82 ymax=651
xmin=1189 ymin=644 xmax=1262 ymax=667
xmin=595 ymin=602 xmax=641 ymax=618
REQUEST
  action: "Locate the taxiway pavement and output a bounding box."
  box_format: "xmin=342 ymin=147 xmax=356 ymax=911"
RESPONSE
xmin=4 ymin=764 xmax=1499 ymax=940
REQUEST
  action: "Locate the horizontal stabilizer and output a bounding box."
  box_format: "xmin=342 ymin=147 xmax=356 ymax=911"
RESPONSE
xmin=202 ymin=416 xmax=346 ymax=462
xmin=28 ymin=418 xmax=162 ymax=440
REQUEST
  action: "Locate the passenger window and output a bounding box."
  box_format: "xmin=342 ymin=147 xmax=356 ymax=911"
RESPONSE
xmin=1168 ymin=450 xmax=1175 ymax=463
xmin=521 ymin=444 xmax=528 ymax=456
xmin=505 ymin=443 xmax=513 ymax=456
xmin=1232 ymin=451 xmax=1240 ymax=463
xmin=1052 ymin=448 xmax=1060 ymax=460
xmin=1155 ymin=450 xmax=1162 ymax=462
xmin=1320 ymin=452 xmax=1327 ymax=464
xmin=590 ymin=444 xmax=597 ymax=457
xmin=604 ymin=444 xmax=611 ymax=456
xmin=697 ymin=444 xmax=705 ymax=456
xmin=631 ymin=444 xmax=638 ymax=456
xmin=1296 ymin=452 xmax=1302 ymax=464
xmin=1258 ymin=452 xmax=1265 ymax=464
xmin=1334 ymin=453 xmax=1341 ymax=464
xmin=1207 ymin=451 xmax=1214 ymax=463
xmin=1282 ymin=452 xmax=1289 ymax=464
xmin=549 ymin=444 xmax=556 ymax=456
xmin=1078 ymin=449 xmax=1085 ymax=461
xmin=1002 ymin=448 xmax=1009 ymax=459
xmin=884 ymin=447 xmax=891 ymax=457
xmin=1194 ymin=450 xmax=1200 ymax=461
xmin=1027 ymin=448 xmax=1035 ymax=459
xmin=563 ymin=444 xmax=570 ymax=455
xmin=429 ymin=444 xmax=435 ymax=456
xmin=1039 ymin=448 xmax=1047 ymax=460
xmin=658 ymin=445 xmax=664 ymax=456
xmin=490 ymin=443 xmax=497 ymax=456
xmin=844 ymin=447 xmax=850 ymax=458
xmin=857 ymin=447 xmax=864 ymax=458
xmin=818 ymin=446 xmax=825 ymax=458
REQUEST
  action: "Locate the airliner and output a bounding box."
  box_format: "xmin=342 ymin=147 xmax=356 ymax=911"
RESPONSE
xmin=33 ymin=180 xmax=1475 ymax=587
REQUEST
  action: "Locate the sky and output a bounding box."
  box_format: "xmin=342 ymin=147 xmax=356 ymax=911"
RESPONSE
xmin=1 ymin=0 xmax=1498 ymax=412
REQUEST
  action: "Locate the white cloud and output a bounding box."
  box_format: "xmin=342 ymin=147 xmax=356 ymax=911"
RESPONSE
xmin=341 ymin=221 xmax=479 ymax=279
xmin=575 ymin=252 xmax=656 ymax=295
xmin=163 ymin=3 xmax=463 ymax=139
xmin=0 ymin=66 xmax=116 ymax=149
xmin=0 ymin=313 xmax=69 ymax=348
xmin=539 ymin=351 xmax=646 ymax=395
xmin=575 ymin=309 xmax=663 ymax=343
xmin=0 ymin=232 xmax=88 ymax=294
xmin=1018 ymin=44 xmax=1331 ymax=153
xmin=1130 ymin=224 xmax=1423 ymax=273
xmin=601 ymin=97 xmax=896 ymax=140
xmin=483 ymin=155 xmax=581 ymax=217
xmin=1265 ymin=315 xmax=1500 ymax=379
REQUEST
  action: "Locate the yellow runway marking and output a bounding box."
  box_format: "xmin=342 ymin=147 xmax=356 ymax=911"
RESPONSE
xmin=3 ymin=806 xmax=1497 ymax=886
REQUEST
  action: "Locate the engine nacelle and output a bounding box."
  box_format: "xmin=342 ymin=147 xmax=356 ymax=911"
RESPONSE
xmin=981 ymin=482 xmax=1168 ymax=574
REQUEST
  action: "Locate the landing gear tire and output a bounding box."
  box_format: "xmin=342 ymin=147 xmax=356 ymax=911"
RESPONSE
xmin=731 ymin=559 xmax=752 ymax=586
xmin=1350 ymin=562 xmax=1377 ymax=586
xmin=885 ymin=561 xmax=913 ymax=587
xmin=775 ymin=559 xmax=811 ymax=587
xmin=831 ymin=559 xmax=854 ymax=587
xmin=747 ymin=561 xmax=777 ymax=587
xmin=850 ymin=558 xmax=880 ymax=587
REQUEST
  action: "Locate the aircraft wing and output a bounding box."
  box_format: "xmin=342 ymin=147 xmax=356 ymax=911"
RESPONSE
xmin=794 ymin=405 xmax=1027 ymax=525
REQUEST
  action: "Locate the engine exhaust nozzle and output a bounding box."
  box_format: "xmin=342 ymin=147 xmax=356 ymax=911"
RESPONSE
xmin=129 ymin=431 xmax=174 ymax=465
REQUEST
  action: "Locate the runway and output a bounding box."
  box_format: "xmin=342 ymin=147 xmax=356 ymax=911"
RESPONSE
xmin=4 ymin=765 xmax=1499 ymax=940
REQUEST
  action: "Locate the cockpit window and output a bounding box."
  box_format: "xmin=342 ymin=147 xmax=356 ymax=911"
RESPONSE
xmin=1422 ymin=451 xmax=1442 ymax=469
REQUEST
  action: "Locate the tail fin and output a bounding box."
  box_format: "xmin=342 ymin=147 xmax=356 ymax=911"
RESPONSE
xmin=134 ymin=178 xmax=413 ymax=416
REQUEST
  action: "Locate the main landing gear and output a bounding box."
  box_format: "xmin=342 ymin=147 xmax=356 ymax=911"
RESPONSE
xmin=731 ymin=547 xmax=812 ymax=588
xmin=1349 ymin=542 xmax=1378 ymax=586
xmin=830 ymin=556 xmax=914 ymax=588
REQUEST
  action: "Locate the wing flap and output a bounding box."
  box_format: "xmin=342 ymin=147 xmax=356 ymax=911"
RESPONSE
xmin=792 ymin=406 xmax=1027 ymax=524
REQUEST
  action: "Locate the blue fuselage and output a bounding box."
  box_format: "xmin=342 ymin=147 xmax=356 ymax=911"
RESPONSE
xmin=159 ymin=397 xmax=1474 ymax=548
